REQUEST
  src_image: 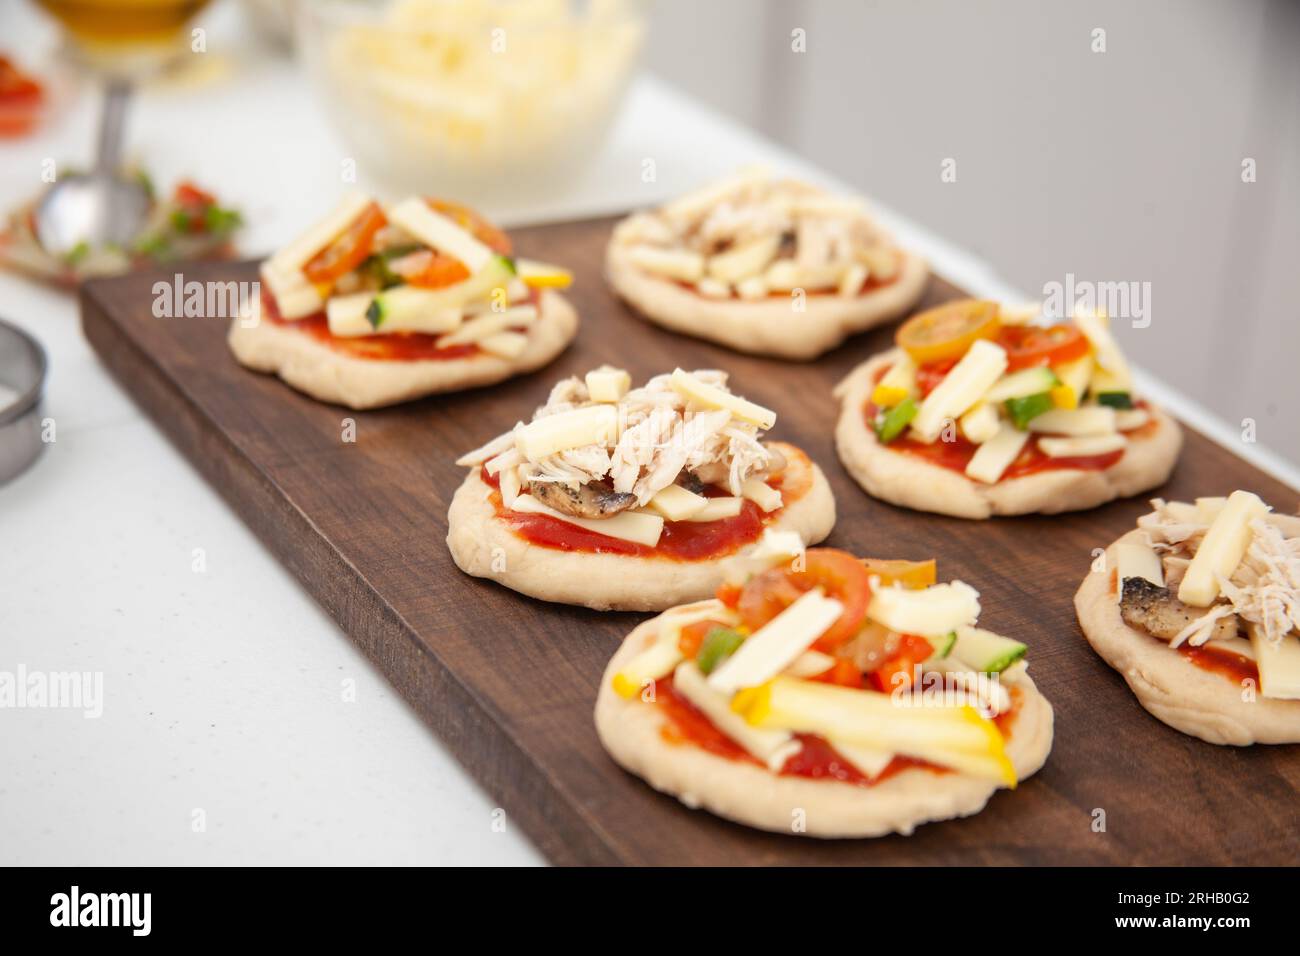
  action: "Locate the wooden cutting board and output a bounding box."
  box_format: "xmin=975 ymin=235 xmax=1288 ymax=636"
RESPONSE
xmin=80 ymin=215 xmax=1299 ymax=865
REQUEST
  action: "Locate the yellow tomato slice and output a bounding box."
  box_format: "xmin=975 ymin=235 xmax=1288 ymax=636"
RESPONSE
xmin=860 ymin=558 xmax=936 ymax=590
xmin=896 ymin=299 xmax=1000 ymax=365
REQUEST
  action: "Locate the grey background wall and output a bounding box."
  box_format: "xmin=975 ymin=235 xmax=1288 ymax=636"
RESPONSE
xmin=642 ymin=0 xmax=1300 ymax=470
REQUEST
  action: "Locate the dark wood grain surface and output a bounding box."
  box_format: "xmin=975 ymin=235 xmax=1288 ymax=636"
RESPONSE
xmin=80 ymin=215 xmax=1300 ymax=865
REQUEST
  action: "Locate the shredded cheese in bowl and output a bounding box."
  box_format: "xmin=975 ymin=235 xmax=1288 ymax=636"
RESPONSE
xmin=297 ymin=0 xmax=648 ymax=199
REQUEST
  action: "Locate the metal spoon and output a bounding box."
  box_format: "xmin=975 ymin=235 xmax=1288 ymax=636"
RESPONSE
xmin=34 ymin=79 xmax=151 ymax=258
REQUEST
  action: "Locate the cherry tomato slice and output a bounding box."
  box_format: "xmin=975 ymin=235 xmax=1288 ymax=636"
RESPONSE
xmin=303 ymin=201 xmax=387 ymax=285
xmin=861 ymin=558 xmax=936 ymax=590
xmin=737 ymin=548 xmax=872 ymax=652
xmin=868 ymin=634 xmax=934 ymax=692
xmin=810 ymin=658 xmax=864 ymax=689
xmin=995 ymin=323 xmax=1090 ymax=372
xmin=173 ymin=181 xmax=215 ymax=209
xmin=387 ymin=249 xmax=471 ymax=289
xmin=426 ymin=198 xmax=512 ymax=256
xmin=896 ymin=299 xmax=1000 ymax=365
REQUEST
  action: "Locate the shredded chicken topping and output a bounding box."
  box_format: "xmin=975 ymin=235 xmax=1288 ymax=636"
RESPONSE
xmin=457 ymin=367 xmax=778 ymax=510
xmin=1138 ymin=498 xmax=1300 ymax=646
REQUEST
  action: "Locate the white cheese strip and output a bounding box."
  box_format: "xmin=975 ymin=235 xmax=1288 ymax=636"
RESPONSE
xmin=783 ymin=650 xmax=837 ymax=679
xmin=514 ymin=405 xmax=619 ymax=459
xmin=1073 ymin=310 xmax=1133 ymax=390
xmin=1027 ymin=406 xmax=1117 ymax=436
xmin=456 ymin=427 xmax=520 ymax=467
xmin=385 ymin=197 xmax=495 ymax=271
xmin=750 ymin=528 xmax=806 ymax=563
xmin=669 ymin=369 xmax=776 ymax=429
xmin=261 ymin=262 xmax=323 ymax=320
xmin=437 ymin=305 xmax=537 ymax=346
xmin=478 ymin=332 xmax=528 ymax=359
xmin=964 ymin=423 xmax=1029 ymax=484
xmin=696 ymin=277 xmax=731 ymax=299
xmin=707 ymin=234 xmax=780 ymax=283
xmin=325 ymin=291 xmax=374 ymax=336
xmin=741 ymin=477 xmax=783 ymax=512
xmin=513 ymin=258 xmax=572 ymax=289
xmin=661 ymin=167 xmax=769 ymax=223
xmin=1038 ymin=433 xmax=1127 ymax=458
xmin=643 ymin=484 xmax=709 ymax=521
xmin=1248 ymin=623 xmax=1300 ymax=700
xmin=1178 ymin=489 xmax=1269 ymax=607
xmin=611 ymin=641 xmax=683 ymax=699
xmin=735 ymin=275 xmax=769 ymax=300
xmin=508 ymin=494 xmax=664 ymax=547
xmin=1115 ymin=408 xmax=1151 ymax=431
xmin=1195 ymin=496 xmax=1228 ymax=522
xmin=681 ymin=497 xmax=744 ymax=522
xmin=484 ymin=447 xmax=520 ymax=476
xmin=265 ymin=191 xmax=373 ymax=275
xmin=868 ymin=581 xmax=981 ymax=637
xmin=832 ymin=743 xmax=896 ymax=780
xmin=838 ymin=263 xmax=869 ymax=298
xmin=764 ymin=259 xmax=841 ymax=291
xmin=1115 ymin=540 xmax=1164 ymax=587
xmin=959 ymin=402 xmax=1000 ymax=445
xmin=911 ymin=339 xmax=1008 ymax=443
xmin=872 ymin=353 xmax=917 ymax=404
xmin=708 ymin=589 xmax=844 ymax=693
xmin=498 ymin=466 xmax=522 ymax=508
xmin=997 ymin=302 xmax=1042 ymax=325
xmin=674 ymin=663 xmax=802 ymax=771
xmin=585 ymin=367 xmax=631 ymax=403
xmin=627 ymin=245 xmax=704 ymax=282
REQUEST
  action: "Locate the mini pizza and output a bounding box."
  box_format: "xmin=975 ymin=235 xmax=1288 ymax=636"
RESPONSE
xmin=835 ymin=299 xmax=1183 ymax=518
xmin=605 ymin=169 xmax=928 ymax=360
xmin=596 ymin=546 xmax=1054 ymax=837
xmin=447 ymin=366 xmax=835 ymax=611
xmin=1075 ymin=492 xmax=1300 ymax=745
xmin=229 ymin=193 xmax=578 ymax=409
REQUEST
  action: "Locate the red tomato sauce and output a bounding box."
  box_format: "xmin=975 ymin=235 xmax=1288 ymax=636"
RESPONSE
xmin=1177 ymin=644 xmax=1259 ymax=685
xmin=262 ymin=286 xmax=537 ymax=362
xmin=654 ymin=678 xmax=945 ymax=786
xmin=865 ymin=362 xmax=1148 ymax=479
xmin=483 ymin=466 xmax=772 ymax=561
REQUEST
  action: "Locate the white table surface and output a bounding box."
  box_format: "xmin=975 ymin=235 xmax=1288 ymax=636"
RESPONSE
xmin=2 ymin=2 xmax=1296 ymax=867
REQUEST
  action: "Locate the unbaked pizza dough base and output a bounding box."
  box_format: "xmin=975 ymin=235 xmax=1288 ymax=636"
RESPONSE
xmin=605 ymin=244 xmax=929 ymax=360
xmin=1075 ymin=530 xmax=1300 ymax=745
xmin=834 ymin=349 xmax=1184 ymax=519
xmin=446 ymin=442 xmax=836 ymax=612
xmin=227 ymin=290 xmax=578 ymax=409
xmin=594 ymin=609 xmax=1054 ymax=838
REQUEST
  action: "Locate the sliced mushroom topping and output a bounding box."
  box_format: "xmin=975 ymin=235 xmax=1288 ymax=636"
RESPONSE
xmin=675 ymin=470 xmax=707 ymax=495
xmin=529 ymin=481 xmax=636 ymax=519
xmin=1120 ymin=578 xmax=1239 ymax=643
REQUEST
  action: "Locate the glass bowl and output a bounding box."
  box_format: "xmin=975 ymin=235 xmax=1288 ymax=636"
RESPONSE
xmin=296 ymin=0 xmax=649 ymax=203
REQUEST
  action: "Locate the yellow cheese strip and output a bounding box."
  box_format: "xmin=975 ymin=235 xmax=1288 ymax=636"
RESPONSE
xmin=514 ymin=258 xmax=573 ymax=289
xmin=1178 ymin=490 xmax=1269 ymax=607
xmin=508 ymin=493 xmax=664 ymax=547
xmin=733 ymin=677 xmax=1015 ymax=785
xmin=669 ymin=369 xmax=776 ymax=429
xmin=514 ymin=405 xmax=619 ymax=459
xmin=611 ymin=600 xmax=735 ymax=698
xmin=673 ymin=663 xmax=801 ymax=770
xmin=707 ymin=589 xmax=844 ymax=694
xmin=872 ymin=353 xmax=917 ymax=407
xmin=1051 ymin=354 xmax=1093 ymax=409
